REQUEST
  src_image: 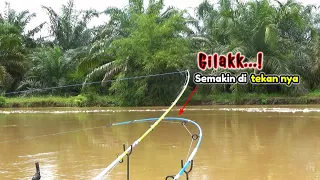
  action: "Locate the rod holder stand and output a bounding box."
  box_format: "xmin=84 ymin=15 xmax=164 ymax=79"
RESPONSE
xmin=165 ymin=159 xmax=194 ymax=180
xmin=31 ymin=162 xmax=41 ymax=180
xmin=117 ymin=143 xmax=133 ymax=180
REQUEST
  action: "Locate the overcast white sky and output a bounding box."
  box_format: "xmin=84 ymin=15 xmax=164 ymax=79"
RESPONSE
xmin=0 ymin=0 xmax=319 ymax=36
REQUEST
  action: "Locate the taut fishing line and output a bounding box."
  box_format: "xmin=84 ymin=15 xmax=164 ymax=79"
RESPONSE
xmin=2 ymin=71 xmax=186 ymax=95
xmin=0 ymin=126 xmax=105 ymax=143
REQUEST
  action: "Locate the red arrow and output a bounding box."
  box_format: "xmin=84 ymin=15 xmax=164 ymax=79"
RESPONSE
xmin=179 ymin=85 xmax=198 ymax=115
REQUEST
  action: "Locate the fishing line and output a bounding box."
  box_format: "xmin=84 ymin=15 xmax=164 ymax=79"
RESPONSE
xmin=2 ymin=71 xmax=187 ymax=95
xmin=183 ymin=123 xmax=192 ymax=136
xmin=182 ymin=122 xmax=194 ymax=163
xmin=185 ymin=135 xmax=194 ymax=163
xmin=0 ymin=126 xmax=105 ymax=143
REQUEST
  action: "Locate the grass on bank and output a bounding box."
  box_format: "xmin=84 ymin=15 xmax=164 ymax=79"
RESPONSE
xmin=0 ymin=94 xmax=119 ymax=108
xmin=191 ymin=90 xmax=320 ymax=105
xmin=306 ymin=90 xmax=320 ymax=97
xmin=1 ymin=90 xmax=320 ymax=108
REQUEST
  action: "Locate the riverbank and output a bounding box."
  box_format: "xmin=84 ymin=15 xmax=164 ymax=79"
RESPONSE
xmin=1 ymin=91 xmax=320 ymax=108
xmin=191 ymin=91 xmax=320 ymax=105
xmin=0 ymin=95 xmax=118 ymax=108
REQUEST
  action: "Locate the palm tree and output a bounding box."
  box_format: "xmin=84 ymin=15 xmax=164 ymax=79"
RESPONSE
xmin=17 ymin=46 xmax=77 ymax=95
xmin=191 ymin=0 xmax=318 ymax=95
xmin=0 ymin=2 xmax=46 ymax=48
xmin=77 ymin=0 xmax=192 ymax=105
xmin=192 ymin=0 xmax=251 ymax=94
xmin=193 ymin=0 xmax=240 ymax=54
xmin=0 ymin=23 xmax=28 ymax=93
xmin=79 ymin=0 xmax=190 ymax=87
xmin=273 ymin=0 xmax=319 ymax=92
xmin=42 ymin=0 xmax=99 ymax=50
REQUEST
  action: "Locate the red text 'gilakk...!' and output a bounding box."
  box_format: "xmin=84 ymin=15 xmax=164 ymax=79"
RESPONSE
xmin=197 ymin=52 xmax=263 ymax=70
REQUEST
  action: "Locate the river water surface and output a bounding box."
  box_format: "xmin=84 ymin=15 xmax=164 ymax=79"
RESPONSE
xmin=1 ymin=105 xmax=320 ymax=180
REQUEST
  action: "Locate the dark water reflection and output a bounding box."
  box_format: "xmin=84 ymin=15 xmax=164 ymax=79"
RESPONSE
xmin=0 ymin=105 xmax=320 ymax=180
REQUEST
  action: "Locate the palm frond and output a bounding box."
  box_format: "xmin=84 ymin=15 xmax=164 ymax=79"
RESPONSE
xmin=82 ymin=61 xmax=121 ymax=89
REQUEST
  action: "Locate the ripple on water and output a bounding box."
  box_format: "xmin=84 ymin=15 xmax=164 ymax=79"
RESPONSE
xmin=0 ymin=107 xmax=320 ymax=114
xmin=0 ymin=109 xmax=168 ymax=114
xmin=218 ymin=107 xmax=320 ymax=113
xmin=18 ymin=151 xmax=58 ymax=158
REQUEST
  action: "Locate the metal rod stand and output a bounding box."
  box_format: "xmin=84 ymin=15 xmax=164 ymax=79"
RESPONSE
xmin=118 ymin=143 xmax=133 ymax=180
xmin=32 ymin=162 xmax=41 ymax=180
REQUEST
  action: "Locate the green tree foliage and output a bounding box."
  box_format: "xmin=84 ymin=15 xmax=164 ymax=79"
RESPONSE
xmin=42 ymin=0 xmax=99 ymax=50
xmin=2 ymin=0 xmax=320 ymax=106
xmin=0 ymin=23 xmax=28 ymax=92
xmin=193 ymin=0 xmax=320 ymax=95
xmin=79 ymin=0 xmax=191 ymax=105
xmin=0 ymin=2 xmax=46 ymax=48
xmin=17 ymin=46 xmax=78 ymax=95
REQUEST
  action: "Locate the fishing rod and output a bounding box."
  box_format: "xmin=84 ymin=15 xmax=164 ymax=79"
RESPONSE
xmin=30 ymin=116 xmax=201 ymax=180
xmin=93 ymin=70 xmax=190 ymax=180
xmin=108 ymin=117 xmax=203 ymax=180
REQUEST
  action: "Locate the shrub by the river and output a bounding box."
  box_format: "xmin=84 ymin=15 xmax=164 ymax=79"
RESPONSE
xmin=73 ymin=94 xmax=88 ymax=107
xmin=0 ymin=96 xmax=6 ymax=107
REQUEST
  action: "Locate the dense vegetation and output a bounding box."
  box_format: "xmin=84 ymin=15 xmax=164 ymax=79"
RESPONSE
xmin=0 ymin=0 xmax=320 ymax=106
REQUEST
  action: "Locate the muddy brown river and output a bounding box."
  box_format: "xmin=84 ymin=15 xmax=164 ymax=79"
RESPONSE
xmin=1 ymin=105 xmax=320 ymax=180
